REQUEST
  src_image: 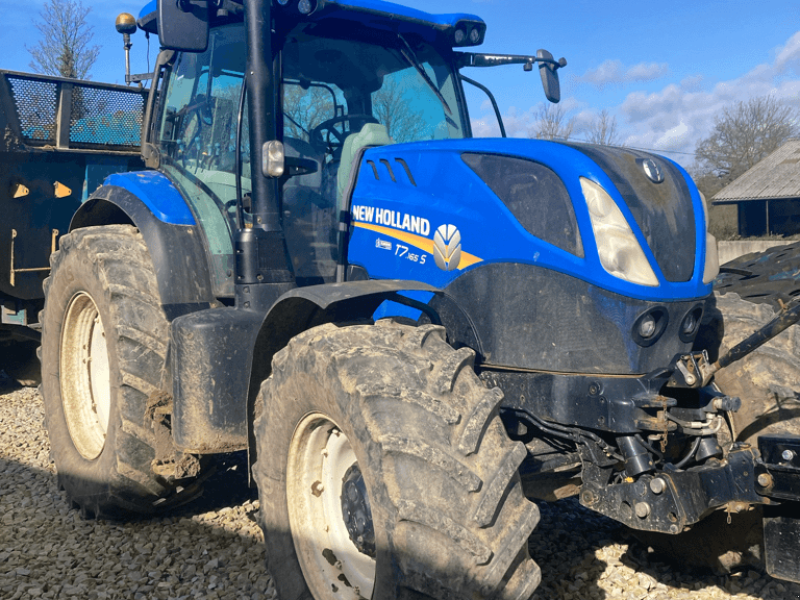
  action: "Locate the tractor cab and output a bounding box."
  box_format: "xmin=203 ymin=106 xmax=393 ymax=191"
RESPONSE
xmin=136 ymin=0 xmax=562 ymax=290
xmin=138 ymin=0 xmax=476 ymax=288
xmin=38 ymin=1 xmax=800 ymax=598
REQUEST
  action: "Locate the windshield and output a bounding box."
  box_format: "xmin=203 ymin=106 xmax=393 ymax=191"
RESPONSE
xmin=282 ymin=27 xmax=466 ymax=146
xmin=278 ymin=27 xmax=466 ymax=283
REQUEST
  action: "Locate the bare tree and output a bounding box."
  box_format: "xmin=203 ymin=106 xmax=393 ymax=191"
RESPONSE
xmin=690 ymin=167 xmax=727 ymax=202
xmin=693 ymin=95 xmax=798 ymax=186
xmin=282 ymin=85 xmax=335 ymax=142
xmin=27 ymin=0 xmax=100 ymax=79
xmin=586 ymin=109 xmax=621 ymax=146
xmin=530 ymin=103 xmax=575 ymax=141
xmin=372 ymin=79 xmax=427 ymax=143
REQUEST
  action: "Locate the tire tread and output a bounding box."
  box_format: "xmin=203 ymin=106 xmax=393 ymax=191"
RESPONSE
xmin=254 ymin=321 xmax=541 ymax=600
xmin=40 ymin=225 xmax=203 ymax=519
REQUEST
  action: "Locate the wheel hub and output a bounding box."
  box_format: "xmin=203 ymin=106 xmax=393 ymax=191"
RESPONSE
xmin=341 ymin=464 xmax=376 ymax=558
xmin=60 ymin=292 xmax=111 ymax=460
xmin=287 ymin=414 xmax=377 ymax=600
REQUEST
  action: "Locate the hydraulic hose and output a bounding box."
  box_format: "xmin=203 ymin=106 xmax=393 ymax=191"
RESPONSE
xmin=673 ymin=436 xmax=702 ymax=470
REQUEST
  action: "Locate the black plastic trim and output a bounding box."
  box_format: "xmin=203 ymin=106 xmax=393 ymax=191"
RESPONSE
xmin=246 ymin=279 xmax=441 ymax=464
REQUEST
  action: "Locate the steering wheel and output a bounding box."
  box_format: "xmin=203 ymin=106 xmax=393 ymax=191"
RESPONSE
xmin=178 ymin=94 xmax=213 ymax=170
xmin=310 ymin=114 xmax=379 ymax=152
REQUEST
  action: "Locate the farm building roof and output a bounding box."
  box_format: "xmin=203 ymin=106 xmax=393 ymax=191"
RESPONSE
xmin=713 ymin=139 xmax=800 ymax=204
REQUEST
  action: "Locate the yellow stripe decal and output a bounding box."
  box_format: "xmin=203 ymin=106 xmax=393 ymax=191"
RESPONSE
xmin=354 ymin=222 xmax=482 ymax=270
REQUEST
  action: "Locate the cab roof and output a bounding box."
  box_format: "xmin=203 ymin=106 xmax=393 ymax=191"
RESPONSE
xmin=137 ymin=0 xmax=485 ymax=45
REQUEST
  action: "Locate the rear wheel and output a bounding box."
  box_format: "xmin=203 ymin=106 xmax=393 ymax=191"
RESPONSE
xmin=41 ymin=225 xmax=203 ymax=518
xmin=254 ymin=321 xmax=541 ymax=600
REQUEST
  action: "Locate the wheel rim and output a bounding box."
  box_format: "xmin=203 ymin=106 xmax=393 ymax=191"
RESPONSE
xmin=60 ymin=292 xmax=111 ymax=460
xmin=287 ymin=413 xmax=377 ymax=600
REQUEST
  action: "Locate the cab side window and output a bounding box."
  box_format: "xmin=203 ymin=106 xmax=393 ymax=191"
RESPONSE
xmin=157 ymin=25 xmax=248 ymax=296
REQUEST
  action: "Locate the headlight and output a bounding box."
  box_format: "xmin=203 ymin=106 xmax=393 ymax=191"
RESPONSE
xmin=639 ymin=314 xmax=656 ymax=338
xmin=580 ymin=178 xmax=659 ymax=287
xmin=699 ymin=192 xmax=720 ymax=284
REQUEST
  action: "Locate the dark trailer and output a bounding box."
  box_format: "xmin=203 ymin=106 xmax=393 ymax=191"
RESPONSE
xmin=0 ymin=70 xmax=145 ymax=383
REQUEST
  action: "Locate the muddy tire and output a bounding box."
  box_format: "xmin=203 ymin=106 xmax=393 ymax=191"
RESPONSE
xmin=41 ymin=225 xmax=202 ymax=519
xmin=254 ymin=321 xmax=541 ymax=600
xmin=698 ymin=291 xmax=800 ymax=444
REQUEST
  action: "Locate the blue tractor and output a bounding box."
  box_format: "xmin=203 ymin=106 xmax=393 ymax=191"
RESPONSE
xmin=40 ymin=0 xmax=800 ymax=598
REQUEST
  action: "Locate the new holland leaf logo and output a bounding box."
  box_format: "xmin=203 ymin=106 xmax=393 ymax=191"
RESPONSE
xmin=433 ymin=224 xmax=462 ymax=271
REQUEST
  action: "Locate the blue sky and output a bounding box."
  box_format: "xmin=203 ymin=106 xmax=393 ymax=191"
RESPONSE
xmin=5 ymin=0 xmax=800 ymax=167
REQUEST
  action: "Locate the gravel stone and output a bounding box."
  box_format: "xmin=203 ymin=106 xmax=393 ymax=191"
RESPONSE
xmin=0 ymin=384 xmax=274 ymax=600
xmin=3 ymin=383 xmax=800 ymax=599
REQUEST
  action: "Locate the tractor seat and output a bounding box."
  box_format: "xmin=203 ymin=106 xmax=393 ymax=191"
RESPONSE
xmin=337 ymin=123 xmax=393 ymax=209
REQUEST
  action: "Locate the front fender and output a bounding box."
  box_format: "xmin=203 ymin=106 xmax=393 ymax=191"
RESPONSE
xmin=244 ymin=280 xmax=474 ymax=463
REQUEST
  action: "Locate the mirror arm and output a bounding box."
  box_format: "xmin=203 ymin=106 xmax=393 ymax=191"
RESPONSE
xmin=458 ymin=52 xmax=567 ymax=71
xmin=460 ymin=75 xmax=506 ymax=138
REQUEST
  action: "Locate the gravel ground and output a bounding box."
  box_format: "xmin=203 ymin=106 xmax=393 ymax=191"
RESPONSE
xmin=2 ymin=383 xmax=800 ymax=600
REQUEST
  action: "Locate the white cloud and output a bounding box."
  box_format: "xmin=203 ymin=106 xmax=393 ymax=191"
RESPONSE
xmin=578 ymin=59 xmax=669 ymax=89
xmin=471 ymin=105 xmax=540 ymax=138
xmin=626 ymin=62 xmax=670 ymax=81
xmin=579 ymin=59 xmax=624 ymax=87
xmin=775 ymin=31 xmax=800 ymax=73
xmin=614 ymin=30 xmax=800 ymax=164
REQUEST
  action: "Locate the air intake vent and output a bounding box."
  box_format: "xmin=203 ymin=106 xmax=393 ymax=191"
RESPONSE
xmin=365 ymin=157 xmax=418 ymax=187
xmin=463 ymin=153 xmax=583 ymax=257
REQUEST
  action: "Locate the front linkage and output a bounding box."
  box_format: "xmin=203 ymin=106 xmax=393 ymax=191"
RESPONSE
xmin=486 ymin=296 xmax=800 ymax=579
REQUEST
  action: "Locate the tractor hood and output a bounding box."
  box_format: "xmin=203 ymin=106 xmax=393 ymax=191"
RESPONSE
xmin=347 ymin=138 xmax=713 ymax=302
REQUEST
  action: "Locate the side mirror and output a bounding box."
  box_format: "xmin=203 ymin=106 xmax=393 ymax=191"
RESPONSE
xmin=537 ymin=49 xmax=561 ymax=104
xmin=158 ymin=0 xmax=210 ymax=52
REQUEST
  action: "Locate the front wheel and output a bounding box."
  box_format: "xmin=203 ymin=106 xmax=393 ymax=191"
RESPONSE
xmin=254 ymin=321 xmax=541 ymax=600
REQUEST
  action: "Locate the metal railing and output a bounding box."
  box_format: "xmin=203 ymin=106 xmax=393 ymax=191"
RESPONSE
xmin=0 ymin=70 xmax=147 ymax=152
